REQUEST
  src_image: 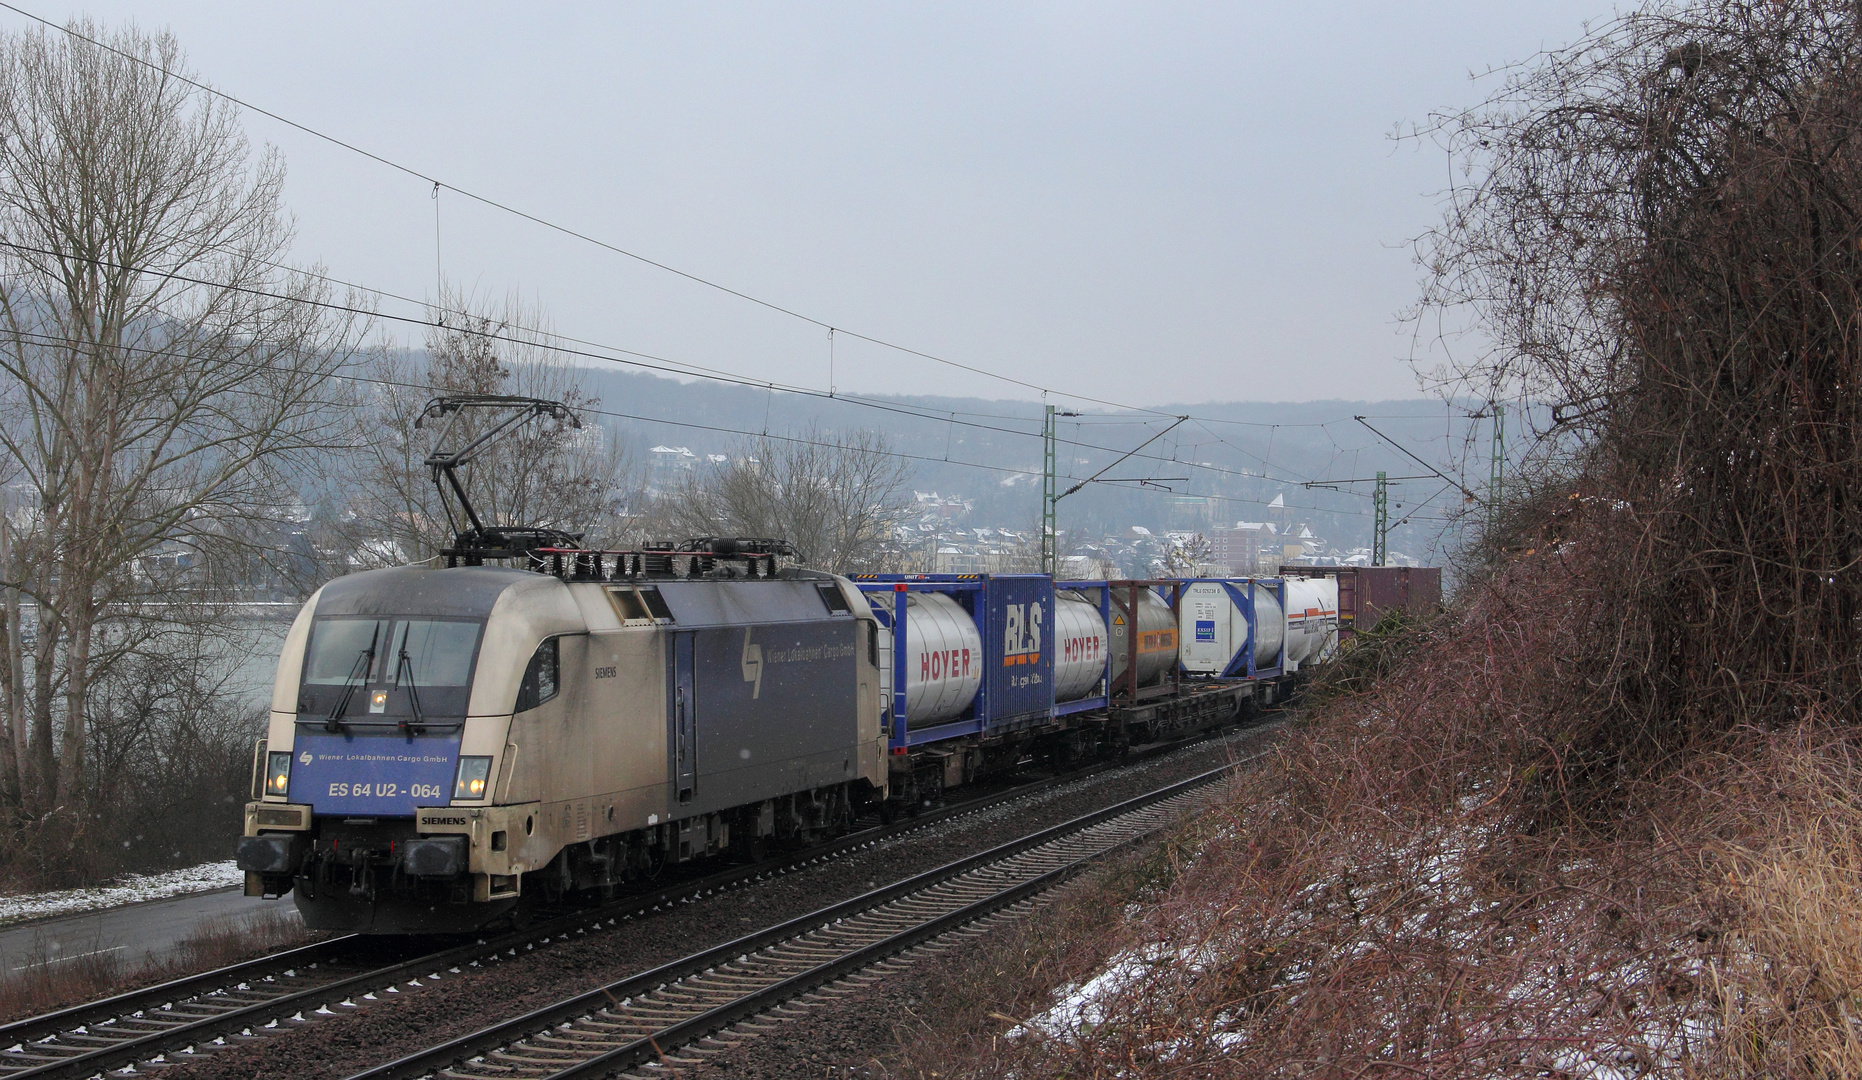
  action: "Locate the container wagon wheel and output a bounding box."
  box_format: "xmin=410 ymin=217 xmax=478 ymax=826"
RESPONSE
xmin=918 ymin=768 xmax=944 ymax=810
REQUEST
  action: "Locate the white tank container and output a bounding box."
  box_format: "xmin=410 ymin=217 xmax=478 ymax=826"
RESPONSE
xmin=1178 ymin=581 xmax=1285 ymax=675
xmin=889 ymin=591 xmax=983 ymax=724
xmin=1283 ymin=576 xmax=1339 ymax=668
xmin=1052 ymin=591 xmax=1109 ymax=702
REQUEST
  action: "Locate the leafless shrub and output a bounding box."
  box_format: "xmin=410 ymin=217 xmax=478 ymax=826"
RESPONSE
xmin=655 ymin=427 xmax=912 ymax=572
xmin=911 ymin=562 xmax=1862 ymax=1079
xmin=924 ymin=558 xmax=1721 ymax=1077
xmin=1299 ymin=607 xmax=1436 ymax=706
xmin=891 ymin=11 xmax=1862 ymax=1069
xmin=1410 ymin=0 xmax=1862 ymax=794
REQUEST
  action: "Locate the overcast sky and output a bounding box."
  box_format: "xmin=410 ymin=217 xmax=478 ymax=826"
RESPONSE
xmin=43 ymin=2 xmax=1613 ymax=407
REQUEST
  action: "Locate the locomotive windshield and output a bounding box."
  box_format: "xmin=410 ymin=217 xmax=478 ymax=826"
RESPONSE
xmin=298 ymin=616 xmax=484 ymax=723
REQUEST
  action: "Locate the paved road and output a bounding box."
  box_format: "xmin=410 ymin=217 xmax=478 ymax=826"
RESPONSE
xmin=0 ymin=888 xmax=299 ymax=974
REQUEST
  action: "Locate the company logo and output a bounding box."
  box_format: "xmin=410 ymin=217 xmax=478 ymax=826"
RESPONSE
xmin=921 ymin=647 xmax=972 ymax=682
xmin=1003 ymin=602 xmax=1044 ymax=666
xmin=298 ymin=750 xmax=312 ymax=765
xmin=1059 ymin=634 xmax=1102 ymax=664
xmin=421 ymin=814 xmax=468 ymax=826
xmin=741 ymin=628 xmax=764 ymax=699
xmin=1195 ymin=619 xmax=1216 ymax=643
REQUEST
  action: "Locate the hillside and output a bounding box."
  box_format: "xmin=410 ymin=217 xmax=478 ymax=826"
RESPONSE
xmin=568 ymin=363 xmax=1487 ymax=565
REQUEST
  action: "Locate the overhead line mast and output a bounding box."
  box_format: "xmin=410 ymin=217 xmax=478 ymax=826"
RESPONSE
xmin=1488 ymin=403 xmax=1506 ymax=531
xmin=1372 ymin=471 xmax=1388 ymax=567
xmin=1042 ymin=404 xmax=1058 ymax=575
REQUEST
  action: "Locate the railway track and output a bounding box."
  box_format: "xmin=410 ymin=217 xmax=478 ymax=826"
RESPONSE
xmin=0 ymin=721 xmax=1278 ymax=1080
xmin=349 ymin=761 xmax=1249 ymax=1080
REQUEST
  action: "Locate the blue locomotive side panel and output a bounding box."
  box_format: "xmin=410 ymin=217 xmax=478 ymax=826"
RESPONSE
xmin=982 ymin=575 xmax=1056 ymax=730
xmin=288 ymin=731 xmax=462 ymax=816
xmin=681 ymin=617 xmax=862 ymax=813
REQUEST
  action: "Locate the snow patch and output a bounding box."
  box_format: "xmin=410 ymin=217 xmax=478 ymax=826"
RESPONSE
xmin=0 ymin=860 xmax=242 ymax=926
xmin=1010 ymin=825 xmax=1722 ymax=1072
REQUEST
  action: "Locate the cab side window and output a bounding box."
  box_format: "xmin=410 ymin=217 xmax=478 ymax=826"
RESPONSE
xmin=516 ymin=638 xmax=559 ymax=712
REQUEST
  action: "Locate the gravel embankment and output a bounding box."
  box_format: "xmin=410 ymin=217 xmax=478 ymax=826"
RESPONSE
xmin=160 ymin=722 xmax=1283 ymax=1080
xmin=678 ymin=871 xmax=1124 ymax=1080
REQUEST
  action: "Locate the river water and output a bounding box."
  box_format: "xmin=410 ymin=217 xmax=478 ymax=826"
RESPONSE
xmin=220 ymin=604 xmax=298 ymax=712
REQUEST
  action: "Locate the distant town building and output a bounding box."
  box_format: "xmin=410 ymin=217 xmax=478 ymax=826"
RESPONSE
xmin=647 ymin=445 xmax=697 ymax=488
xmin=1210 ymin=521 xmax=1278 ymax=575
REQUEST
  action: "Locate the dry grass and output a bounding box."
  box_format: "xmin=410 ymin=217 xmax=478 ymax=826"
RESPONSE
xmin=0 ymin=907 xmax=313 ymax=1023
xmin=1702 ymin=738 xmax=1862 ymax=1078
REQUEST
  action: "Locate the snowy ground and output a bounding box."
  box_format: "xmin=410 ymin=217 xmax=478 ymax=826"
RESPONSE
xmin=0 ymin=861 xmax=242 ymax=927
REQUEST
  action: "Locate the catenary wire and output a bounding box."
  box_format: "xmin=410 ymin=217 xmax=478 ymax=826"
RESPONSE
xmin=0 ymin=0 xmax=1480 ymax=518
xmin=0 ymin=1 xmax=1261 ymax=421
xmin=0 ymin=236 xmax=1339 ymax=490
xmin=0 ymin=323 xmax=1416 ymax=523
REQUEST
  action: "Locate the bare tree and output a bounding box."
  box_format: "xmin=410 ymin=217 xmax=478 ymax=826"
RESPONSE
xmin=658 ymin=428 xmax=912 ymax=572
xmin=0 ymin=21 xmax=363 ymax=819
xmin=1163 ymin=533 xmax=1214 ymax=576
xmin=343 ymin=284 xmax=636 ymax=565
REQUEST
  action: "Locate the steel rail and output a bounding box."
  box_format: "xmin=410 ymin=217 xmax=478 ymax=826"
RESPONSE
xmin=0 ymin=934 xmax=359 ymax=1050
xmin=347 ymin=757 xmax=1259 ymax=1080
xmin=0 ymin=720 xmax=1276 ymax=1080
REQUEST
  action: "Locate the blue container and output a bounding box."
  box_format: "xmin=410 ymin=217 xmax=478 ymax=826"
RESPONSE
xmin=980 ymin=574 xmax=1057 ymax=730
xmin=852 ymin=574 xmax=1057 ymax=750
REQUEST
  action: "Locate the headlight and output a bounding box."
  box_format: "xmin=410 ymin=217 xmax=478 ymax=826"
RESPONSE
xmin=266 ymin=751 xmax=292 ymax=796
xmin=453 ymin=756 xmax=492 ymax=801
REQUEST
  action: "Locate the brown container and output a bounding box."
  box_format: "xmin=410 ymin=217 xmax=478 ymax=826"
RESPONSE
xmin=1280 ymin=565 xmax=1442 ymax=641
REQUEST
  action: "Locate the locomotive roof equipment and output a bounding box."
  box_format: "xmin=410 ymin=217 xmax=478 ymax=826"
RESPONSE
xmin=418 ymin=394 xmax=586 ymax=563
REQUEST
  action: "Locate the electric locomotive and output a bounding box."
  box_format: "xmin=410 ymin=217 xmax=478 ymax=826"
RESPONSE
xmin=237 ymin=553 xmax=886 ymax=932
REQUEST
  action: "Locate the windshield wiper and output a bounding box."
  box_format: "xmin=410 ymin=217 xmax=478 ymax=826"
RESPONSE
xmin=325 ymin=627 xmax=379 ymax=733
xmin=396 ymin=646 xmax=427 ymax=734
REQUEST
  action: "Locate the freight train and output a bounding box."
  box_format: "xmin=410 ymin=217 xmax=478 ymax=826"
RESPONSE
xmin=234 ymin=397 xmax=1343 ymax=933
xmin=234 ymin=547 xmax=1338 ymax=933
